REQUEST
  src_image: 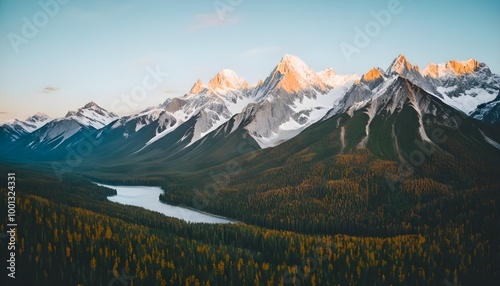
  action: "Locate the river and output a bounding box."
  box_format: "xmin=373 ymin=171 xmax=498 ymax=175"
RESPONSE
xmin=96 ymin=183 xmax=233 ymax=224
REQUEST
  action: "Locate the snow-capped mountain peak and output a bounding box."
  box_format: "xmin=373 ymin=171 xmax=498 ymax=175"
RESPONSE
xmin=419 ymin=58 xmax=499 ymax=115
xmin=22 ymin=112 xmax=52 ymax=133
xmin=318 ymin=68 xmax=360 ymax=89
xmin=423 ymin=59 xmax=481 ymax=78
xmin=114 ymin=69 xmax=255 ymax=149
xmin=3 ymin=53 xmax=500 ymax=163
xmin=361 ymin=68 xmax=385 ymax=82
xmin=17 ymin=102 xmax=119 ymax=148
xmin=0 ymin=112 xmax=52 ymax=141
xmin=276 ymin=54 xmax=313 ymax=74
xmin=384 ymin=54 xmax=439 ymax=96
xmin=318 ymin=68 xmax=337 ymax=77
xmin=3 ymin=113 xmax=50 ymax=129
xmin=227 ymin=55 xmax=359 ymax=148
xmin=387 ymin=54 xmax=413 ymax=75
xmin=266 ymin=54 xmax=328 ymax=93
xmin=65 ymin=102 xmax=118 ymax=129
xmin=25 ymin=112 xmax=51 ymax=126
xmin=207 ymin=69 xmax=248 ymax=93
xmin=450 ymin=59 xmax=480 ymax=75
xmin=189 ymin=79 xmax=206 ymax=95
xmin=422 ymin=63 xmax=443 ymax=78
xmin=83 ymin=101 xmax=101 ymax=109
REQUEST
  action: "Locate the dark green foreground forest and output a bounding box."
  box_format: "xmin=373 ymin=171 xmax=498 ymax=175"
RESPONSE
xmin=0 ymin=154 xmax=499 ymax=285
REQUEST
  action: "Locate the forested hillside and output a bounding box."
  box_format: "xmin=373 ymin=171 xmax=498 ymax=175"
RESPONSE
xmin=0 ymin=164 xmax=498 ymax=285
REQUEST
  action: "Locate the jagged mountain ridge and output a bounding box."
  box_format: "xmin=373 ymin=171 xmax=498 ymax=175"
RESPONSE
xmin=107 ymin=68 xmax=255 ymax=154
xmin=0 ymin=112 xmax=51 ymax=142
xmin=65 ymin=101 xmax=118 ymax=129
xmin=83 ymin=54 xmax=358 ymax=168
xmin=5 ymin=103 xmax=118 ymax=153
xmin=222 ymin=54 xmax=359 ymax=148
xmin=10 ymin=54 xmax=356 ymax=158
xmin=1 ymin=54 xmax=499 ymax=170
xmin=189 ymin=76 xmax=500 ymax=213
xmin=385 ymin=55 xmax=500 ymax=119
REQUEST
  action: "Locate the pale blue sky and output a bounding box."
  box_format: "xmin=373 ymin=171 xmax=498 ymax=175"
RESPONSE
xmin=1 ymin=0 xmax=499 ymax=122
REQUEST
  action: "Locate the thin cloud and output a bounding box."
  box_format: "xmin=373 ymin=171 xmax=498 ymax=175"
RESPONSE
xmin=240 ymin=47 xmax=282 ymax=58
xmin=188 ymin=13 xmax=240 ymax=31
xmin=0 ymin=112 xmax=7 ymax=114
xmin=42 ymin=87 xmax=59 ymax=94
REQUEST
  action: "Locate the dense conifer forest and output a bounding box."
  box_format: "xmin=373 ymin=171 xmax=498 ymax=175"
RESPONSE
xmin=1 ymin=150 xmax=498 ymax=285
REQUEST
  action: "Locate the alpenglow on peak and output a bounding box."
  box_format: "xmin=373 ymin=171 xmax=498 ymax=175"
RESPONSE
xmin=276 ymin=54 xmax=313 ymax=74
xmin=207 ymin=69 xmax=248 ymax=92
xmin=361 ymin=68 xmax=384 ymax=82
xmin=387 ymin=54 xmax=414 ymax=75
xmin=423 ymin=59 xmax=481 ymax=78
xmin=270 ymin=54 xmax=328 ymax=93
xmin=189 ymin=79 xmax=205 ymax=94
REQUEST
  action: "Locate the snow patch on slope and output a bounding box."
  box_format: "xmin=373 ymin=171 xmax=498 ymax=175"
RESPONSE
xmin=249 ymin=80 xmax=355 ymax=149
xmin=437 ymin=86 xmax=497 ymax=114
xmin=480 ymin=130 xmax=500 ymax=150
xmin=404 ymin=81 xmax=431 ymax=142
xmin=358 ymin=102 xmax=377 ymax=148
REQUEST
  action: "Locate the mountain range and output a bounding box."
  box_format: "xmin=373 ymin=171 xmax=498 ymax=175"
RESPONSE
xmin=1 ymin=54 xmax=500 ymax=175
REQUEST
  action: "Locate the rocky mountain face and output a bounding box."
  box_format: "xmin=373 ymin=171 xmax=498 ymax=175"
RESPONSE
xmin=2 ymin=103 xmax=117 ymax=154
xmin=1 ymin=54 xmax=499 ymax=171
xmin=0 ymin=112 xmax=51 ymax=142
xmin=219 ymin=54 xmax=359 ymax=148
xmin=423 ymin=59 xmax=500 ymax=116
